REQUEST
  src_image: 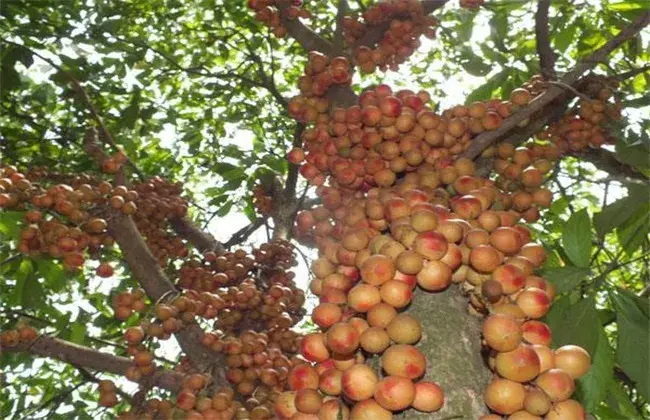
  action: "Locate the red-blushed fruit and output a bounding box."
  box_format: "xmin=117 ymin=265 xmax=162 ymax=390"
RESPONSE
xmin=301 ymin=333 xmax=330 ymax=362
xmin=177 ymin=390 xmax=197 ymax=411
xmin=416 ymin=260 xmax=452 ymax=291
xmin=491 ymin=264 xmax=525 ymax=294
xmin=360 ymin=327 xmax=391 ymax=353
xmin=535 ymin=369 xmax=575 ymax=402
xmin=524 ymin=387 xmax=552 ymax=416
xmin=374 ymin=375 xmax=416 ymax=411
xmin=545 ymin=399 xmax=586 ymax=420
xmin=295 ymin=388 xmax=322 ymax=414
xmin=516 ymin=287 xmax=551 ymax=318
xmin=319 ymin=399 xmax=350 ymax=420
xmin=483 ymin=314 xmax=522 ymax=352
xmin=469 ymin=245 xmax=502 ymax=273
xmin=484 ymin=378 xmax=525 ymax=415
xmin=348 ymin=283 xmax=382 ymax=312
xmin=288 ymin=364 xmax=320 ymax=391
xmin=366 ymin=303 xmax=398 ymax=328
xmin=412 ymin=381 xmax=444 ymax=412
xmin=381 ymin=344 xmax=426 ymax=379
xmin=312 ymin=302 xmax=343 ymax=329
xmin=350 ymin=399 xmax=392 ymax=420
xmin=413 ymin=231 xmax=448 ymax=260
xmin=326 ymin=322 xmax=360 ymax=355
xmin=342 ymin=364 xmax=379 ymax=401
xmin=553 ymin=345 xmax=591 ymax=379
xmin=319 ymin=367 xmax=343 ymax=395
xmin=361 ymin=255 xmax=396 ymax=286
xmin=490 ymin=227 xmax=523 ymax=255
xmin=96 ymin=262 xmax=114 ymax=278
xmin=386 ymin=314 xmax=422 ymax=344
xmin=521 ymin=320 xmax=552 ymax=345
xmin=494 ymin=343 xmax=541 ymax=383
xmin=124 ymin=326 xmax=145 ymax=345
xmin=380 ymin=279 xmax=413 ymax=308
xmin=532 ymin=344 xmax=556 ymax=373
xmin=275 ymin=391 xmax=298 ymax=419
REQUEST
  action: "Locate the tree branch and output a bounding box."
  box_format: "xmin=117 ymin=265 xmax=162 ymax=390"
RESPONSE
xmin=535 ymin=0 xmax=556 ymax=79
xmin=82 ymin=130 xmax=217 ymax=372
xmin=334 ymin=0 xmax=350 ymax=54
xmin=613 ymin=64 xmax=650 ymax=81
xmin=224 ymin=218 xmax=267 ymax=248
xmin=169 ymin=216 xmax=225 ymax=255
xmin=5 ymin=335 xmax=183 ymax=393
xmin=462 ymin=11 xmax=650 ymax=160
xmin=276 ymin=3 xmax=336 ymax=55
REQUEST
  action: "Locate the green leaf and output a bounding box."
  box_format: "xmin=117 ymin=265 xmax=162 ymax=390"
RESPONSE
xmin=70 ymin=322 xmax=87 ymax=344
xmin=575 ymin=325 xmax=614 ymax=411
xmin=561 ymin=209 xmax=592 ymax=268
xmin=542 ymin=266 xmax=590 ymax=294
xmin=36 ymin=258 xmax=66 ymax=292
xmin=22 ymin=274 xmax=45 ymax=309
xmin=9 ymin=259 xmax=33 ymax=306
xmin=611 ymin=288 xmax=650 ymax=401
xmin=594 ymin=184 xmax=649 ymax=236
xmin=0 ymin=210 xmax=25 ymax=241
xmin=554 ymin=24 xmax=577 ymax=53
xmin=616 ymin=203 xmax=650 ymax=256
xmin=465 ymin=69 xmax=509 ymax=104
xmin=603 ymin=379 xmax=641 ymax=419
xmin=546 ymin=296 xmax=599 ymax=355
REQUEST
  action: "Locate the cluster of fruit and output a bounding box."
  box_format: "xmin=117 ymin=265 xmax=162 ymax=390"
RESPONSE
xmin=0 ymin=323 xmax=38 ymax=348
xmin=98 ymin=380 xmax=120 ymax=408
xmin=541 ymin=83 xmax=621 ymax=153
xmin=247 ymin=0 xmax=311 ymax=39
xmin=0 ymin=164 xmax=190 ymax=272
xmin=252 ymin=184 xmax=274 ymax=216
xmin=288 ymin=53 xmax=353 ymax=124
xmin=343 ymin=0 xmax=437 ymax=74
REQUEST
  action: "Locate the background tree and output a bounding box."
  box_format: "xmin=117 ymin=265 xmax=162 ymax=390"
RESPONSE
xmin=1 ymin=0 xmax=649 ymax=419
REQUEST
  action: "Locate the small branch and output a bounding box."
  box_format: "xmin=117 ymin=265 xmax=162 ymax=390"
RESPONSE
xmin=334 ymin=0 xmax=350 ymax=53
xmin=5 ymin=335 xmax=183 ymax=393
xmin=169 ymin=216 xmax=225 ymax=255
xmin=224 ymin=218 xmax=267 ymax=248
xmin=462 ymin=11 xmax=650 ymax=159
xmin=75 ymin=366 xmax=133 ymax=404
xmin=613 ymin=64 xmax=650 ymax=81
xmin=275 ymin=3 xmax=336 ymax=55
xmin=535 ymin=0 xmax=556 ymax=79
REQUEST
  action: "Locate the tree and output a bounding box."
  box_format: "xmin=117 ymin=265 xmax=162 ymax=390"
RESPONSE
xmin=1 ymin=0 xmax=649 ymax=418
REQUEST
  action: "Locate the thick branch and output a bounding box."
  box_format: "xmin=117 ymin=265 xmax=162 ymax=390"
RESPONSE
xmin=613 ymin=64 xmax=650 ymax=81
xmin=462 ymin=11 xmax=650 ymax=159
xmin=535 ymin=0 xmax=556 ymax=79
xmin=83 ymin=133 xmax=215 ymax=370
xmin=352 ymin=0 xmax=448 ymax=50
xmin=5 ymin=336 xmax=183 ymax=393
xmin=276 ymin=3 xmax=336 ymax=55
xmin=169 ymin=216 xmax=225 ymax=255
xmin=334 ymin=0 xmax=349 ymax=53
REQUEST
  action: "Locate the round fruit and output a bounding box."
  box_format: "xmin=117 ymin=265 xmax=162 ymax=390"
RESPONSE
xmin=374 ymin=375 xmax=416 ymax=411
xmin=553 ymin=345 xmax=591 ymax=379
xmin=412 ymin=381 xmax=444 ymax=412
xmin=386 ymin=314 xmax=422 ymax=344
xmin=381 ymin=344 xmax=426 ymax=379
xmin=484 ymin=378 xmax=525 ymax=415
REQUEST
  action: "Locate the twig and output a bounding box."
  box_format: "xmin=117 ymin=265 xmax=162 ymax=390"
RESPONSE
xmin=224 ymin=218 xmax=267 ymax=248
xmin=545 ymin=80 xmax=591 ymax=100
xmin=613 ymin=64 xmax=650 ymax=81
xmin=535 ymin=0 xmax=556 ymax=79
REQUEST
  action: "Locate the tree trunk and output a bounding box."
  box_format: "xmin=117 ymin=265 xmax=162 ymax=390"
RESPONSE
xmin=399 ymin=285 xmax=491 ymax=418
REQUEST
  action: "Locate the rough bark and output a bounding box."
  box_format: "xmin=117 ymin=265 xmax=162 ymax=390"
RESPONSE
xmin=5 ymin=336 xmax=183 ymax=393
xmin=396 ymin=286 xmax=490 ymax=418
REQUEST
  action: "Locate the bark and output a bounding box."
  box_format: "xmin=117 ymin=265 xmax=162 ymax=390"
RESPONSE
xmin=169 ymin=216 xmax=225 ymax=255
xmin=396 ymin=286 xmax=490 ymax=418
xmin=5 ymin=336 xmax=183 ymax=393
